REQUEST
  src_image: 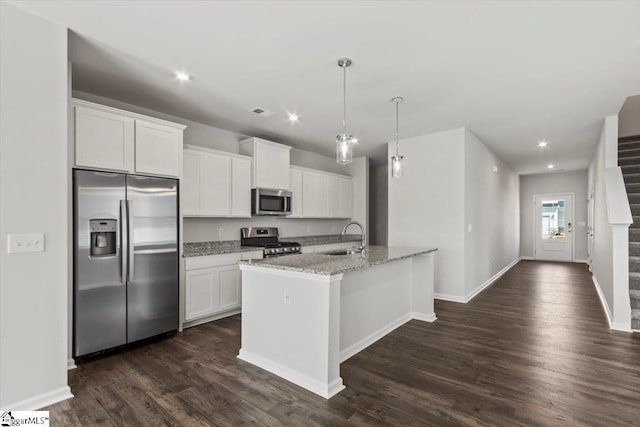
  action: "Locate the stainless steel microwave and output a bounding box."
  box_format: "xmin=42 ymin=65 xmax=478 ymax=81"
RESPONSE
xmin=252 ymin=188 xmax=292 ymax=216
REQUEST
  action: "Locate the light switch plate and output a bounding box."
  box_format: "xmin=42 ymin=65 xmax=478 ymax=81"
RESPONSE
xmin=7 ymin=233 xmax=45 ymax=253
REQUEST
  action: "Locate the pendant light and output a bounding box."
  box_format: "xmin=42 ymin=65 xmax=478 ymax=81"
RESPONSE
xmin=336 ymin=58 xmax=353 ymax=165
xmin=391 ymin=96 xmax=404 ymax=177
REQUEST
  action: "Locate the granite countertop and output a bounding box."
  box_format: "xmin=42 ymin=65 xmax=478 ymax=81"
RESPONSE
xmin=238 ymin=245 xmax=438 ymax=275
xmin=183 ymin=234 xmax=362 ymax=257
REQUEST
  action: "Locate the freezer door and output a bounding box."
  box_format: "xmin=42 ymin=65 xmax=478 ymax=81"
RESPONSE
xmin=126 ymin=175 xmax=179 ymax=342
xmin=74 ymin=170 xmax=127 ymax=357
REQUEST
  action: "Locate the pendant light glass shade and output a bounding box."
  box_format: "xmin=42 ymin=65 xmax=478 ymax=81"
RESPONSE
xmin=391 ymin=154 xmax=403 ymax=177
xmin=337 ymin=133 xmax=353 ymax=165
xmin=336 ymin=58 xmax=354 ymax=165
xmin=390 ymin=96 xmax=404 ymax=178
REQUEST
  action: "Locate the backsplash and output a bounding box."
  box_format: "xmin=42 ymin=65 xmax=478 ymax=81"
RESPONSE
xmin=183 ymin=217 xmax=355 ymax=243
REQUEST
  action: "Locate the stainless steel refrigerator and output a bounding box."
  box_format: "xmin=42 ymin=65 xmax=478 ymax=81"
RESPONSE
xmin=73 ymin=170 xmax=179 ymax=358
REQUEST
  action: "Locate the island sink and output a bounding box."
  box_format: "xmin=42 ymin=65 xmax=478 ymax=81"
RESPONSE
xmin=321 ymin=248 xmax=362 ymax=256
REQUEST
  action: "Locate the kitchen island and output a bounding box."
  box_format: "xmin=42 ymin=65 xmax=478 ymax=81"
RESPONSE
xmin=237 ymin=245 xmax=437 ymax=398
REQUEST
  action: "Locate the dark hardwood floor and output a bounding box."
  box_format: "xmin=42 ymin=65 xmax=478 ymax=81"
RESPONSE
xmin=46 ymin=260 xmax=640 ymax=426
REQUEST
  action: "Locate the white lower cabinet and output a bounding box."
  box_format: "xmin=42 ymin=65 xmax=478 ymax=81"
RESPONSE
xmin=184 ymin=251 xmax=262 ymax=324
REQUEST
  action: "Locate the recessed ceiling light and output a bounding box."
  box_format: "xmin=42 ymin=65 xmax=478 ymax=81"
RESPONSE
xmin=288 ymin=113 xmax=299 ymax=122
xmin=547 ymin=164 xmax=555 ymax=169
xmin=351 ymin=137 xmax=359 ymax=144
xmin=538 ymin=140 xmax=548 ymax=147
xmin=175 ymin=71 xmax=190 ymax=81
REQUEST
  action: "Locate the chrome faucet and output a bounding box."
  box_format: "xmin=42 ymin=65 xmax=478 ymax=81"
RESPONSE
xmin=342 ymin=221 xmax=366 ymax=252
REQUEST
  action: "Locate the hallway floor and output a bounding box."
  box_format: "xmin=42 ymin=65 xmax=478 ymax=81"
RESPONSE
xmin=47 ymin=260 xmax=640 ymax=426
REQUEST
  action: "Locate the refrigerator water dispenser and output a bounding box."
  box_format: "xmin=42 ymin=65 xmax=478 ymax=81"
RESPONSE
xmin=89 ymin=219 xmax=117 ymax=257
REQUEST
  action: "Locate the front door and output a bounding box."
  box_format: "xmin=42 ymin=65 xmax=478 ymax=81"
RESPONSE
xmin=534 ymin=194 xmax=574 ymax=261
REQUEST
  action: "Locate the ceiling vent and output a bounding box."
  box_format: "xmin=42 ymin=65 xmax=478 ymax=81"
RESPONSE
xmin=249 ymin=107 xmax=274 ymax=117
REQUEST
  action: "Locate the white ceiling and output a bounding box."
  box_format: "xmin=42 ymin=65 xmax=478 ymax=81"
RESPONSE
xmin=11 ymin=1 xmax=640 ymax=172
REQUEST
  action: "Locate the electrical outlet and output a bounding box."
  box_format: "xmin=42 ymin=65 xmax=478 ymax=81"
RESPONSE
xmin=284 ymin=289 xmax=291 ymax=304
xmin=218 ymin=228 xmax=224 ymax=237
xmin=7 ymin=233 xmax=45 ymax=253
xmin=467 ymin=224 xmax=472 ymax=233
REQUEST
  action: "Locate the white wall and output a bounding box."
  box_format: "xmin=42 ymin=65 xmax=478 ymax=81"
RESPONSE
xmin=370 ymin=164 xmax=388 ymax=245
xmin=464 ymin=130 xmax=520 ymax=297
xmin=589 ymin=115 xmax=632 ymax=331
xmin=0 ymin=3 xmax=72 ymax=409
xmin=72 ymin=91 xmax=366 ymax=242
xmin=388 ymin=127 xmax=519 ymax=301
xmin=388 ymin=128 xmax=467 ymax=298
xmin=519 ymin=170 xmax=588 ymax=260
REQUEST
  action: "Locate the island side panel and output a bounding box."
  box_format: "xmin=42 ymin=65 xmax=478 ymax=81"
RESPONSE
xmin=238 ymin=265 xmax=345 ymax=398
xmin=339 ymin=258 xmax=413 ymax=362
xmin=411 ymin=252 xmax=437 ymax=321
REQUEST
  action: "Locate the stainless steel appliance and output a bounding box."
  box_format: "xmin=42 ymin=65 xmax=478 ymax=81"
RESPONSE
xmin=251 ymin=188 xmax=292 ymax=216
xmin=240 ymin=227 xmax=301 ymax=257
xmin=73 ymin=170 xmax=178 ymax=358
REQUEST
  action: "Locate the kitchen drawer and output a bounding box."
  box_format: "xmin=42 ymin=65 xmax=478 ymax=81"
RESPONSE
xmin=185 ymin=253 xmax=241 ymax=270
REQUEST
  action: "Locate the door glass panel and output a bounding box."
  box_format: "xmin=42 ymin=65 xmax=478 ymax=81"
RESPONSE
xmin=541 ymin=199 xmax=565 ymax=240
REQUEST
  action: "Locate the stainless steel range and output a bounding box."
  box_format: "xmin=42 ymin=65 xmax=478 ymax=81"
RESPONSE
xmin=241 ymin=227 xmax=301 ymax=258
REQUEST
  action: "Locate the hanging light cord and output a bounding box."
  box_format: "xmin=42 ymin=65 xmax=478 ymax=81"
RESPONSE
xmin=343 ymin=65 xmax=347 ymax=134
xmin=395 ymin=99 xmax=400 ymax=156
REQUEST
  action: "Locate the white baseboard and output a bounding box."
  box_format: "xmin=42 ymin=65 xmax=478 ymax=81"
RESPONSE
xmin=611 ymin=321 xmax=633 ymax=332
xmin=1 ymin=386 xmax=73 ymax=411
xmin=183 ymin=308 xmax=241 ymax=329
xmin=434 ymin=293 xmax=466 ymax=303
xmin=464 ymin=257 xmax=521 ymax=303
xmin=436 ymin=257 xmax=521 ymax=304
xmin=574 ymin=259 xmax=588 ymax=264
xmin=520 ymin=256 xmax=534 ymax=260
xmin=67 ymin=358 xmax=76 ymax=370
xmin=340 ymin=313 xmax=412 ymax=363
xmin=411 ymin=312 xmax=437 ymax=322
xmin=591 ymin=275 xmax=613 ymax=328
xmin=238 ymin=349 xmax=344 ymax=399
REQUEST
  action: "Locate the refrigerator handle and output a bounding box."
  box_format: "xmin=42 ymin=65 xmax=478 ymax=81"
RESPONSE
xmin=128 ymin=200 xmax=134 ymax=282
xmin=120 ymin=200 xmax=128 ymax=285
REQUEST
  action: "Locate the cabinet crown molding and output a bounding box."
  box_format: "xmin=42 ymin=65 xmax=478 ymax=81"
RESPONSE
xmin=184 ymin=144 xmax=252 ymax=161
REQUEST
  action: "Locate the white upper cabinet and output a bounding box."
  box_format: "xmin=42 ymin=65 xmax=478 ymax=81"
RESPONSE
xmin=289 ymin=168 xmax=303 ymax=218
xmin=231 ymin=157 xmax=252 ymax=217
xmin=292 ymin=166 xmax=352 ymax=219
xmin=182 ymin=145 xmax=252 ymax=218
xmin=337 ymin=175 xmax=353 ymax=218
xmin=182 ymin=150 xmax=201 ymax=214
xmin=135 ymin=119 xmax=182 ymax=177
xmin=239 ymin=138 xmax=291 ymax=190
xmin=75 ymin=106 xmax=134 ymax=172
xmin=73 ymin=99 xmax=185 ymax=178
xmin=303 ymin=170 xmax=329 ymax=218
xmin=201 ymin=152 xmax=231 ymax=216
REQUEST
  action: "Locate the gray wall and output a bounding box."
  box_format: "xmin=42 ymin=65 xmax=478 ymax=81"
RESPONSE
xmin=370 ymin=164 xmax=388 ymax=245
xmin=619 ymin=95 xmax=640 ymax=138
xmin=519 ymin=170 xmax=588 ymax=260
xmin=1 ymin=3 xmax=70 ymax=408
xmin=464 ymin=130 xmax=520 ymax=297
